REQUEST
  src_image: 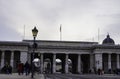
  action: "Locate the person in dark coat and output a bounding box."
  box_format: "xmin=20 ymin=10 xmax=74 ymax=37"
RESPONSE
xmin=24 ymin=61 xmax=30 ymax=76
xmin=7 ymin=65 xmax=12 ymax=74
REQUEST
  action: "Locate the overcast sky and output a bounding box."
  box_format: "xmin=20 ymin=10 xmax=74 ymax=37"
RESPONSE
xmin=0 ymin=0 xmax=120 ymax=44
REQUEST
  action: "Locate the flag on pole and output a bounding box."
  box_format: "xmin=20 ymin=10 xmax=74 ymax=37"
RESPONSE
xmin=60 ymin=24 xmax=62 ymax=32
xmin=60 ymin=24 xmax=62 ymax=41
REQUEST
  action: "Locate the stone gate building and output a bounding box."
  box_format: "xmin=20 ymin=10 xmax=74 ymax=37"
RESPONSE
xmin=0 ymin=34 xmax=120 ymax=74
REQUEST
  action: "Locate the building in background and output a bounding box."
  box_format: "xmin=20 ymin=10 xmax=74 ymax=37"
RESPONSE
xmin=0 ymin=34 xmax=120 ymax=74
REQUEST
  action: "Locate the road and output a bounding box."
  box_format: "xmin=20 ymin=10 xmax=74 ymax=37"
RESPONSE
xmin=45 ymin=74 xmax=120 ymax=79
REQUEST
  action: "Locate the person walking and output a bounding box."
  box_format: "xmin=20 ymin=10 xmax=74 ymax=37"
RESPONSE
xmin=17 ymin=61 xmax=24 ymax=75
xmin=24 ymin=61 xmax=30 ymax=76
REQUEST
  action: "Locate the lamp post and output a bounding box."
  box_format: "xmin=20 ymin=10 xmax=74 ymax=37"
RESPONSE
xmin=31 ymin=26 xmax=38 ymax=78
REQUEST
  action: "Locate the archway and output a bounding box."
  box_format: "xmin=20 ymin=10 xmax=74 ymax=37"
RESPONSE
xmin=14 ymin=51 xmax=20 ymax=72
xmin=111 ymin=53 xmax=117 ymax=73
xmin=102 ymin=53 xmax=108 ymax=73
xmin=44 ymin=58 xmax=51 ymax=73
xmin=56 ymin=58 xmax=62 ymax=73
xmin=81 ymin=54 xmax=90 ymax=73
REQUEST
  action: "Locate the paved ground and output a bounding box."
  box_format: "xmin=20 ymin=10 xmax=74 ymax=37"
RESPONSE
xmin=45 ymin=74 xmax=120 ymax=79
xmin=0 ymin=73 xmax=120 ymax=79
xmin=0 ymin=73 xmax=44 ymax=79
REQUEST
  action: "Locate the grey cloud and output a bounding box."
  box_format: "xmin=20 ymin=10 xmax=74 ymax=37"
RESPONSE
xmin=0 ymin=25 xmax=21 ymax=41
xmin=0 ymin=0 xmax=120 ymax=43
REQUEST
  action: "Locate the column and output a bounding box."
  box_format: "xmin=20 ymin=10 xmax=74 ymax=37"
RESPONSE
xmin=117 ymin=54 xmax=120 ymax=69
xmin=108 ymin=53 xmax=111 ymax=69
xmin=77 ymin=54 xmax=81 ymax=73
xmin=28 ymin=53 xmax=31 ymax=64
xmin=20 ymin=51 xmax=27 ymax=64
xmin=90 ymin=54 xmax=94 ymax=70
xmin=52 ymin=54 xmax=56 ymax=73
xmin=95 ymin=53 xmax=102 ymax=70
xmin=65 ymin=54 xmax=69 ymax=73
xmin=1 ymin=51 xmax=5 ymax=68
xmin=10 ymin=51 xmax=14 ymax=67
xmin=40 ymin=53 xmax=43 ymax=73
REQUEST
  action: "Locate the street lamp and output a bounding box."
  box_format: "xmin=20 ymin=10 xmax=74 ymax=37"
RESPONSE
xmin=31 ymin=26 xmax=38 ymax=78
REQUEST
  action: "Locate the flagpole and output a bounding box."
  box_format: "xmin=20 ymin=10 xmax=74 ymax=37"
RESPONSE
xmin=23 ymin=25 xmax=25 ymax=40
xmin=98 ymin=28 xmax=100 ymax=44
xmin=60 ymin=24 xmax=62 ymax=41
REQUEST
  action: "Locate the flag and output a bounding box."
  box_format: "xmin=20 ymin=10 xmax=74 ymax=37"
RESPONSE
xmin=60 ymin=24 xmax=62 ymax=41
xmin=60 ymin=24 xmax=62 ymax=32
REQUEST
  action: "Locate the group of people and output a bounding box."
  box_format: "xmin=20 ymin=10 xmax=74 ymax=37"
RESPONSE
xmin=17 ymin=61 xmax=31 ymax=76
xmin=89 ymin=67 xmax=104 ymax=75
xmin=0 ymin=60 xmax=42 ymax=76
xmin=1 ymin=63 xmax=12 ymax=74
xmin=0 ymin=61 xmax=31 ymax=76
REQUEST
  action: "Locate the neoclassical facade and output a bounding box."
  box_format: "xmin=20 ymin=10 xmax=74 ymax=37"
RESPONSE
xmin=0 ymin=34 xmax=120 ymax=74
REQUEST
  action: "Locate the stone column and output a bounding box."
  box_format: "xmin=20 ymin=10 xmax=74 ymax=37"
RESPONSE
xmin=117 ymin=54 xmax=120 ymax=69
xmin=52 ymin=54 xmax=56 ymax=73
xmin=1 ymin=51 xmax=5 ymax=68
xmin=77 ymin=54 xmax=81 ymax=73
xmin=40 ymin=53 xmax=43 ymax=73
xmin=108 ymin=53 xmax=111 ymax=69
xmin=10 ymin=51 xmax=14 ymax=67
xmin=95 ymin=53 xmax=103 ymax=70
xmin=20 ymin=51 xmax=27 ymax=64
xmin=65 ymin=54 xmax=69 ymax=73
xmin=90 ymin=54 xmax=94 ymax=70
xmin=28 ymin=53 xmax=31 ymax=64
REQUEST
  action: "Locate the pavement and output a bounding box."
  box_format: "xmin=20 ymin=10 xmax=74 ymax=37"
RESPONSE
xmin=0 ymin=73 xmax=120 ymax=79
xmin=45 ymin=74 xmax=120 ymax=79
xmin=0 ymin=73 xmax=45 ymax=79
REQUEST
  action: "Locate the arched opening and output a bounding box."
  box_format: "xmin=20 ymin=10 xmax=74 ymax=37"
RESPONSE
xmin=69 ymin=54 xmax=78 ymax=74
xmin=111 ymin=53 xmax=117 ymax=73
xmin=56 ymin=54 xmax=65 ymax=73
xmin=14 ymin=51 xmax=20 ymax=72
xmin=102 ymin=53 xmax=108 ymax=73
xmin=81 ymin=54 xmax=90 ymax=73
xmin=4 ymin=50 xmax=11 ymax=65
xmin=44 ymin=58 xmax=51 ymax=73
xmin=56 ymin=58 xmax=62 ymax=73
xmin=55 ymin=58 xmax=72 ymax=73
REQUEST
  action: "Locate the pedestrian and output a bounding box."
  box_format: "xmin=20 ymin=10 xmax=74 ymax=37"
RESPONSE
xmin=7 ymin=65 xmax=12 ymax=74
xmin=17 ymin=61 xmax=24 ymax=75
xmin=24 ymin=61 xmax=30 ymax=76
xmin=4 ymin=63 xmax=12 ymax=74
xmin=98 ymin=68 xmax=100 ymax=75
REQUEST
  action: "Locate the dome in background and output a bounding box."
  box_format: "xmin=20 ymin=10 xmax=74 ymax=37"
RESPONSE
xmin=102 ymin=34 xmax=115 ymax=45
